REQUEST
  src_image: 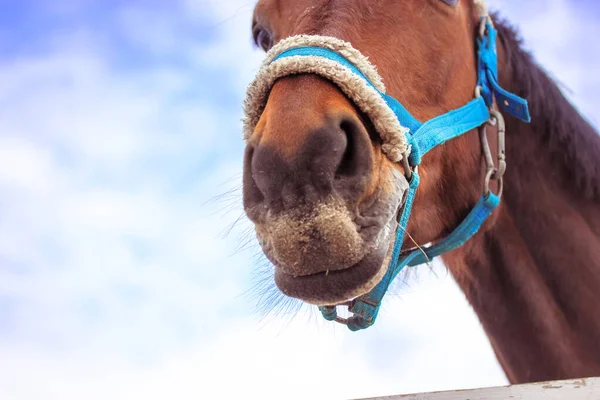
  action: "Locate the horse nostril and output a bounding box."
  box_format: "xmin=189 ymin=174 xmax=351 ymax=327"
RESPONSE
xmin=335 ymin=120 xmax=357 ymax=178
xmin=335 ymin=117 xmax=373 ymax=184
xmin=243 ymin=144 xmax=265 ymax=212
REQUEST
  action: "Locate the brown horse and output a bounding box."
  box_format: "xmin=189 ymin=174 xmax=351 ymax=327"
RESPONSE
xmin=241 ymin=0 xmax=600 ymax=384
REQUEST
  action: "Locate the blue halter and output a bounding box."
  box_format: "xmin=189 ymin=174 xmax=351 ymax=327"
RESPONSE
xmin=273 ymin=19 xmax=530 ymax=331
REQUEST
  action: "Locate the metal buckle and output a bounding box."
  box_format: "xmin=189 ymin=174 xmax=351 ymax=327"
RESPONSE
xmin=479 ymin=109 xmax=506 ymax=197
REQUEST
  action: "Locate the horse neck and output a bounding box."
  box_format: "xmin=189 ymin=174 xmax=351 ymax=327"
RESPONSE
xmin=444 ymin=20 xmax=600 ymax=384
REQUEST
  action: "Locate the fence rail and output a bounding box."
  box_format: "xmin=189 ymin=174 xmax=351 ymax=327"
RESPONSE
xmin=363 ymin=377 xmax=600 ymax=400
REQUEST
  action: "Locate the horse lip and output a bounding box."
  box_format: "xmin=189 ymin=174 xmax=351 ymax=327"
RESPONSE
xmin=272 ymin=243 xmax=390 ymax=306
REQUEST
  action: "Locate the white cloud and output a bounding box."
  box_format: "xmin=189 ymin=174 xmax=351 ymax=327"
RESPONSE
xmin=0 ymin=0 xmax=251 ymax=358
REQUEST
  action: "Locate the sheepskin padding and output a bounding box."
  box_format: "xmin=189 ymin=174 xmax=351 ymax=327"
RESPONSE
xmin=474 ymin=0 xmax=488 ymax=17
xmin=262 ymin=35 xmax=387 ymax=93
xmin=243 ymin=36 xmax=410 ymax=162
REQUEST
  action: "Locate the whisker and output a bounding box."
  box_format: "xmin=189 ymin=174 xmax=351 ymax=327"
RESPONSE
xmin=219 ymin=212 xmax=246 ymax=239
xmin=203 ymin=184 xmax=242 ymax=207
xmin=242 ymin=257 xmax=304 ymax=325
xmin=230 ymin=230 xmax=257 ymax=256
xmin=396 ymin=224 xmax=431 ymax=264
xmin=210 ymin=201 xmax=241 ymax=218
xmin=215 ymin=172 xmax=243 ymax=187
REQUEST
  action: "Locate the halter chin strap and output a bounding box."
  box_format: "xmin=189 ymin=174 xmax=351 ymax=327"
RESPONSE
xmin=246 ymin=15 xmax=531 ymax=330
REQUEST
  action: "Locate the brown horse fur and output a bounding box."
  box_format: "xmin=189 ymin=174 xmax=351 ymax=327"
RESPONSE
xmin=445 ymin=17 xmax=600 ymax=383
xmin=242 ymin=0 xmax=600 ymax=383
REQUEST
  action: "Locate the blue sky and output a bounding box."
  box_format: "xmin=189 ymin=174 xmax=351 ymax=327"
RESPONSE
xmin=0 ymin=1 xmax=599 ymax=399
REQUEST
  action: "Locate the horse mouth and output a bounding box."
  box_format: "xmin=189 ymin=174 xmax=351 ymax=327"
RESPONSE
xmin=247 ymin=168 xmax=408 ymax=307
xmin=272 ymin=230 xmax=394 ymax=306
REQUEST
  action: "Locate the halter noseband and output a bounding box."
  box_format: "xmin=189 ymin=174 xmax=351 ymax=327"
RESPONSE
xmin=244 ymin=12 xmax=531 ymax=331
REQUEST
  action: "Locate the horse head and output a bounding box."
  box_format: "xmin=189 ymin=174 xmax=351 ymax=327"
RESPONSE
xmin=243 ymin=0 xmax=494 ymax=306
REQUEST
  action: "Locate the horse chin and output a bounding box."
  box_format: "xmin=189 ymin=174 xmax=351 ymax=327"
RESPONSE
xmin=272 ymin=221 xmax=396 ymax=306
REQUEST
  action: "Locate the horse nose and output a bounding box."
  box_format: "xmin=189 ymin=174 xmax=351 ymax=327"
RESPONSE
xmin=243 ymin=76 xmax=374 ymax=216
xmin=244 ymin=112 xmax=373 ymax=214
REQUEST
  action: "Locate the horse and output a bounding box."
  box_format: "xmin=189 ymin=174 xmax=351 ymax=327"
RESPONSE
xmin=240 ymin=0 xmax=600 ymax=384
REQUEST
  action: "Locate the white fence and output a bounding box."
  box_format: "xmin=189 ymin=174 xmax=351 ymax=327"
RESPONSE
xmin=363 ymin=377 xmax=600 ymax=400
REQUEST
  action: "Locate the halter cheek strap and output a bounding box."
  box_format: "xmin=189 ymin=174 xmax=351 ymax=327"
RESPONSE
xmin=244 ymin=16 xmax=531 ymax=331
xmin=319 ymin=19 xmax=529 ymax=331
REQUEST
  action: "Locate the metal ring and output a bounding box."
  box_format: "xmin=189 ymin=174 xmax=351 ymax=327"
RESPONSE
xmin=483 ymin=167 xmax=501 ymax=197
xmin=483 ymin=167 xmax=493 ymax=196
xmin=479 ymin=15 xmax=494 ymax=38
xmin=484 ymin=169 xmax=504 ymax=198
xmin=325 ymin=301 xmax=354 ymax=326
xmin=401 ymin=153 xmax=413 ymax=180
